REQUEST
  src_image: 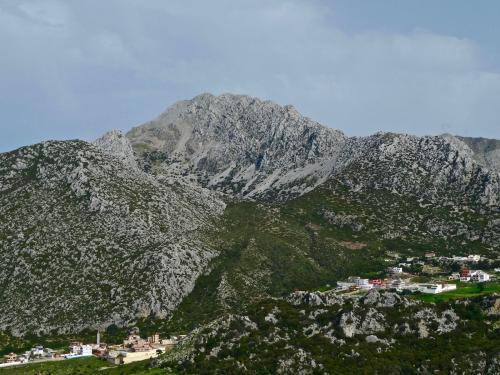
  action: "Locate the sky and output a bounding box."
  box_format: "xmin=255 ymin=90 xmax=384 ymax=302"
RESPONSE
xmin=1 ymin=0 xmax=499 ymax=152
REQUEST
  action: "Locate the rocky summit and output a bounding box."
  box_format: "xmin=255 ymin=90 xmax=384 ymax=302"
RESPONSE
xmin=128 ymin=93 xmax=499 ymax=205
xmin=0 ymin=93 xmax=499 ymax=373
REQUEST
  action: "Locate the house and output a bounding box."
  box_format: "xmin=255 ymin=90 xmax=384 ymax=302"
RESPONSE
xmin=460 ymin=268 xmax=472 ymax=282
xmin=107 ymin=349 xmax=160 ymax=365
xmin=348 ymin=276 xmax=372 ymax=289
xmin=338 ymin=277 xmax=372 ymax=289
xmin=448 ymin=272 xmax=460 ymax=280
xmin=123 ymin=335 xmax=142 ymax=346
xmin=418 ymin=283 xmax=457 ymax=294
xmin=147 ymin=333 xmax=160 ymax=345
xmin=31 ymin=346 xmax=44 ymax=357
xmin=64 ymin=344 xmax=92 ymax=359
xmin=161 ymin=338 xmax=178 ymax=346
xmin=4 ymin=353 xmax=17 ymax=363
xmin=388 ymin=267 xmax=403 ymax=274
xmin=471 ymin=270 xmax=490 ymax=282
xmin=369 ymin=279 xmax=383 ymax=286
xmin=425 ymin=252 xmax=436 ymax=258
xmin=391 ymin=279 xmax=406 ymax=289
xmin=132 ymin=341 xmax=153 ymax=352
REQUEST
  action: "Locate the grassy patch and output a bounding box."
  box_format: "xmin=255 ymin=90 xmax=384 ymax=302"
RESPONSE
xmin=412 ymin=282 xmax=500 ymax=303
xmin=0 ymin=357 xmax=173 ymax=375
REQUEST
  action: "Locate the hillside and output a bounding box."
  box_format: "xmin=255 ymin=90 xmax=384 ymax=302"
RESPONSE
xmin=155 ymin=289 xmax=500 ymax=374
xmin=0 ymin=139 xmax=224 ymax=335
xmin=158 ymin=182 xmax=499 ymax=334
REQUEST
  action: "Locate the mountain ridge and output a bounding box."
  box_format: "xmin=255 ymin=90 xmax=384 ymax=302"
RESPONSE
xmin=126 ymin=93 xmax=499 ymax=206
xmin=0 ymin=92 xmax=498 ymax=338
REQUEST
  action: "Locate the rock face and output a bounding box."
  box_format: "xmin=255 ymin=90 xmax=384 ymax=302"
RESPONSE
xmin=0 ymin=140 xmax=225 ymax=334
xmin=337 ymin=133 xmax=499 ymax=206
xmin=457 ymin=136 xmax=500 ymax=176
xmin=127 ymin=93 xmax=346 ymax=200
xmin=128 ymin=93 xmax=499 ymax=206
xmin=93 ymin=129 xmax=138 ymax=169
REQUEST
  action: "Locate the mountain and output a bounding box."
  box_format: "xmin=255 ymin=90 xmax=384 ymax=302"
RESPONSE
xmin=127 ymin=93 xmax=499 ymax=206
xmin=0 ymin=138 xmax=224 ymax=335
xmin=126 ymin=93 xmax=345 ymax=200
xmin=0 ymin=93 xmax=498 ymax=343
xmin=457 ymin=135 xmax=500 ymax=175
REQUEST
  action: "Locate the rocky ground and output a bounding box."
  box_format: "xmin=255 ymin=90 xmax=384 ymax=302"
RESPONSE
xmin=155 ymin=289 xmax=500 ymax=374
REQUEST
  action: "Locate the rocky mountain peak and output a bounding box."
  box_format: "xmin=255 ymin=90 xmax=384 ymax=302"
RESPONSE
xmin=127 ymin=93 xmax=346 ymax=199
xmin=125 ymin=93 xmax=499 ymax=206
xmin=93 ymin=129 xmax=138 ymax=169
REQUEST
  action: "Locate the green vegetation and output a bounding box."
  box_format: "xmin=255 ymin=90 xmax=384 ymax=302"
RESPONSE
xmin=0 ymin=358 xmax=173 ymax=375
xmin=164 ymin=185 xmax=497 ymax=332
xmin=412 ymin=281 xmax=500 ymax=303
xmin=158 ymin=293 xmax=500 ymax=374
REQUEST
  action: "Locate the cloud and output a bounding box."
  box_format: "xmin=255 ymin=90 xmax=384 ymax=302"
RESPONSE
xmin=0 ymin=0 xmax=499 ymax=151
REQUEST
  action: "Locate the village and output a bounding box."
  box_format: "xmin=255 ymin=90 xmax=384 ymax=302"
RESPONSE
xmin=335 ymin=252 xmax=499 ymax=294
xmin=0 ymin=330 xmax=183 ymax=369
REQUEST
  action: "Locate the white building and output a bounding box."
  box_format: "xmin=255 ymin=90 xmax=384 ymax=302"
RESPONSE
xmin=31 ymin=346 xmax=44 ymax=357
xmin=418 ymin=283 xmax=457 ymax=294
xmin=337 ymin=277 xmax=373 ymax=290
xmin=448 ymin=273 xmax=460 ymax=280
xmin=388 ymin=267 xmax=403 ymax=274
xmin=391 ymin=279 xmax=406 ymax=289
xmin=64 ymin=344 xmax=92 ymax=359
xmin=108 ymin=349 xmax=160 ymax=365
xmin=470 ymin=270 xmax=490 ymax=282
xmin=161 ymin=338 xmax=178 ymax=346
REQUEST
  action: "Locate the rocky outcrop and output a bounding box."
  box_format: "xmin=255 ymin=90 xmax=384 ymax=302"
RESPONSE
xmin=93 ymin=129 xmax=138 ymax=169
xmin=155 ymin=291 xmax=500 ymax=374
